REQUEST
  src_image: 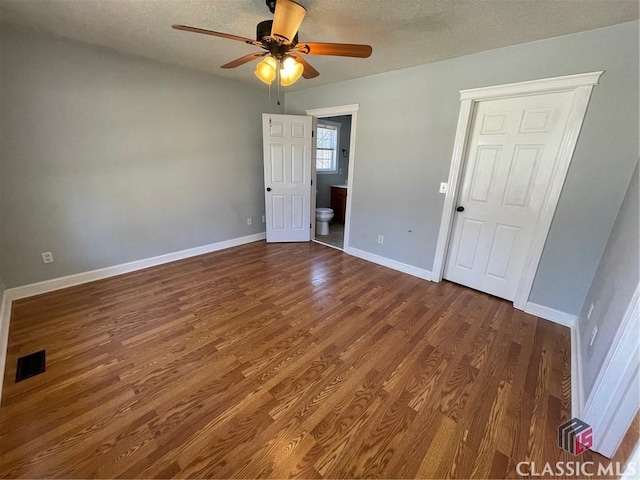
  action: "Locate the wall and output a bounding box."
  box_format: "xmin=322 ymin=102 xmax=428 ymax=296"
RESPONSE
xmin=0 ymin=26 xmax=272 ymax=288
xmin=579 ymin=161 xmax=639 ymax=398
xmin=316 ymin=115 xmax=352 ymax=209
xmin=286 ymin=21 xmax=639 ymax=315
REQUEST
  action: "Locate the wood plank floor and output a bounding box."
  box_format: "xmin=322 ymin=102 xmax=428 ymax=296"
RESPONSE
xmin=0 ymin=241 xmax=632 ymax=478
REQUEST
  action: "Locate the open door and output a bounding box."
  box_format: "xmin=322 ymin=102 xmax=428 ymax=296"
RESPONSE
xmin=262 ymin=113 xmax=315 ymax=242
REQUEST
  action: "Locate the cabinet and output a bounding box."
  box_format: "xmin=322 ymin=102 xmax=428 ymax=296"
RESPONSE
xmin=330 ymin=187 xmax=347 ymax=224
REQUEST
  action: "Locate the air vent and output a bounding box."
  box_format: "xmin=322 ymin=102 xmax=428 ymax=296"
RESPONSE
xmin=15 ymin=350 xmax=46 ymax=383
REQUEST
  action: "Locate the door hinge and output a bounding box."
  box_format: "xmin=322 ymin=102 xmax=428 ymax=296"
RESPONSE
xmin=310 ymin=223 xmax=312 ymax=229
xmin=311 ymin=179 xmax=313 ymax=185
xmin=312 ymin=130 xmax=314 ymax=138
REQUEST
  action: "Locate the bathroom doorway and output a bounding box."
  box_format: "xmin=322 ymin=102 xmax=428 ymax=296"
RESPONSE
xmin=314 ymin=115 xmax=350 ymax=249
xmin=306 ymin=104 xmax=359 ymax=252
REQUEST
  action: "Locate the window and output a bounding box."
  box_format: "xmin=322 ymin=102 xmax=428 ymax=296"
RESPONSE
xmin=316 ymin=121 xmax=340 ymax=173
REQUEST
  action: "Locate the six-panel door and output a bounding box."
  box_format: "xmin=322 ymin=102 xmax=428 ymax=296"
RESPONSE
xmin=444 ymin=91 xmax=575 ymax=301
xmin=262 ymin=114 xmax=313 ymax=242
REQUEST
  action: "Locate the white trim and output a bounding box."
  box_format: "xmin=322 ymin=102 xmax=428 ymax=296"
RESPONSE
xmin=348 ymin=247 xmax=432 ymax=281
xmin=524 ymin=302 xmax=577 ymax=328
xmin=306 ymin=104 xmax=359 ymax=253
xmin=432 ymin=71 xmax=603 ymax=312
xmin=432 ymin=98 xmax=474 ymax=281
xmin=571 ymin=323 xmax=585 ymax=417
xmin=0 ymin=232 xmax=266 ymax=404
xmin=0 ymin=290 xmax=10 ymax=405
xmin=4 ymin=233 xmax=266 ymax=301
xmin=582 ymin=284 xmax=640 ymax=458
xmin=622 ymin=444 xmax=640 ymax=479
xmin=460 ymin=71 xmax=603 ymax=101
xmin=305 ymin=104 xmax=360 ymax=118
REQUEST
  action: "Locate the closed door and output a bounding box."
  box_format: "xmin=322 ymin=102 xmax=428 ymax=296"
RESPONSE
xmin=444 ymin=91 xmax=574 ymax=301
xmin=262 ymin=113 xmax=314 ymax=242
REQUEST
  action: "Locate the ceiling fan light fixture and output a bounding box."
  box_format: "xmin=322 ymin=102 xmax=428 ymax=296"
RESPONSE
xmin=280 ymin=56 xmax=304 ymax=86
xmin=255 ymin=56 xmax=277 ymax=84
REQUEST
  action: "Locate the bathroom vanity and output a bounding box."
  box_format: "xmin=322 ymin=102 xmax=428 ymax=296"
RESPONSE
xmin=330 ymin=185 xmax=348 ymax=224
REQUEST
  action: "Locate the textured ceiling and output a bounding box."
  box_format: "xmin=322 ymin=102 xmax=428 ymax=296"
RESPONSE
xmin=0 ymin=0 xmax=638 ymax=91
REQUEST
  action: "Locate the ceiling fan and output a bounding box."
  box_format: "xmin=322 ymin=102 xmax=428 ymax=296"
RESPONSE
xmin=172 ymin=0 xmax=373 ymax=86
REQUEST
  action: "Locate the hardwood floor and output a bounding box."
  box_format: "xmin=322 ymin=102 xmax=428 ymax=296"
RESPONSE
xmin=0 ymin=241 xmax=631 ymax=478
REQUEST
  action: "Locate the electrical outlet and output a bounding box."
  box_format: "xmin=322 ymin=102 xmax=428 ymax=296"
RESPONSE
xmin=589 ymin=325 xmax=598 ymax=347
xmin=439 ymin=182 xmax=448 ymax=194
xmin=587 ymin=303 xmax=595 ymax=320
xmin=247 ymin=217 xmax=252 ymax=225
xmin=41 ymin=252 xmax=54 ymax=264
xmin=377 ymin=235 xmax=384 ymax=245
xmin=262 ymin=215 xmax=265 ymax=223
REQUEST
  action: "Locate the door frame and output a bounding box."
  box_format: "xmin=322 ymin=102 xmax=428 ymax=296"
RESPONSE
xmin=432 ymin=72 xmax=603 ymax=310
xmin=305 ymin=104 xmax=359 ymax=252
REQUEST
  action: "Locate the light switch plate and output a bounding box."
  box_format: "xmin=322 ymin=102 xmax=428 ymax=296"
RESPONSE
xmin=439 ymin=183 xmax=448 ymax=194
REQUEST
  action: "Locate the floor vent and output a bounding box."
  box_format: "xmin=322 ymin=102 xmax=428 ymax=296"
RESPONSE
xmin=15 ymin=350 xmax=46 ymax=383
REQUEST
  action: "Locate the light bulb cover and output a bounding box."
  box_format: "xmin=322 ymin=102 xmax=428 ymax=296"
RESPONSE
xmin=280 ymin=56 xmax=304 ymax=86
xmin=254 ymin=56 xmax=277 ymax=85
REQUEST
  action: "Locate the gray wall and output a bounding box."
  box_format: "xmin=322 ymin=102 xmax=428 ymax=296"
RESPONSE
xmin=286 ymin=21 xmax=639 ymax=315
xmin=316 ymin=115 xmax=351 ymax=209
xmin=0 ymin=26 xmax=270 ymax=288
xmin=579 ymin=161 xmax=639 ymax=398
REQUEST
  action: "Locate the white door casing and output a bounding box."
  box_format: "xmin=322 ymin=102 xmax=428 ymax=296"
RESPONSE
xmin=305 ymin=104 xmax=360 ymax=252
xmin=443 ymin=91 xmax=574 ymax=301
xmin=433 ymin=72 xmax=603 ymax=309
xmin=262 ymin=113 xmax=313 ymax=243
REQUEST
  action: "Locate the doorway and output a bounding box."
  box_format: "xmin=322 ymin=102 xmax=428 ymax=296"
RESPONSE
xmin=432 ymin=72 xmax=602 ymax=309
xmin=306 ymin=104 xmax=359 ymax=252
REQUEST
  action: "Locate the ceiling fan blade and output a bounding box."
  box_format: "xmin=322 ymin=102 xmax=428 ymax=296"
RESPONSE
xmin=271 ymin=0 xmax=306 ymax=44
xmin=221 ymin=52 xmax=267 ymax=69
xmin=290 ymin=54 xmax=319 ymax=79
xmin=296 ymin=42 xmax=372 ymax=58
xmin=172 ymin=25 xmax=262 ymax=46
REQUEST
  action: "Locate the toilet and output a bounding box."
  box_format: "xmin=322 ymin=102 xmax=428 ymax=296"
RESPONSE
xmin=315 ymin=208 xmax=334 ymax=235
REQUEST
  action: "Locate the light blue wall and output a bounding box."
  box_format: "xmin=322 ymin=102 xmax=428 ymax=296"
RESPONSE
xmin=286 ymin=21 xmax=640 ymax=315
xmin=578 ymin=161 xmax=639 ymax=398
xmin=0 ymin=26 xmax=271 ymax=288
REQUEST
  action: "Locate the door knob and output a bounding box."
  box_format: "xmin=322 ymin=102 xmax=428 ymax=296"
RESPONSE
xmin=266 ymin=187 xmax=272 ymax=192
xmin=456 ymin=206 xmax=465 ymax=212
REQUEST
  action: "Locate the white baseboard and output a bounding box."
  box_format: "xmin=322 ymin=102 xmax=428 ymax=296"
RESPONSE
xmin=0 ymin=232 xmax=266 ymax=404
xmin=524 ymin=302 xmax=577 ymax=328
xmin=571 ymin=324 xmax=584 ymax=417
xmin=4 ymin=233 xmax=266 ymax=302
xmin=0 ymin=290 xmax=10 ymax=405
xmin=346 ymin=247 xmax=432 ymax=281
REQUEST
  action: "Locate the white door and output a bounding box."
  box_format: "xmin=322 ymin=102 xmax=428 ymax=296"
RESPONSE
xmin=262 ymin=113 xmax=314 ymax=242
xmin=444 ymin=91 xmax=575 ymax=301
